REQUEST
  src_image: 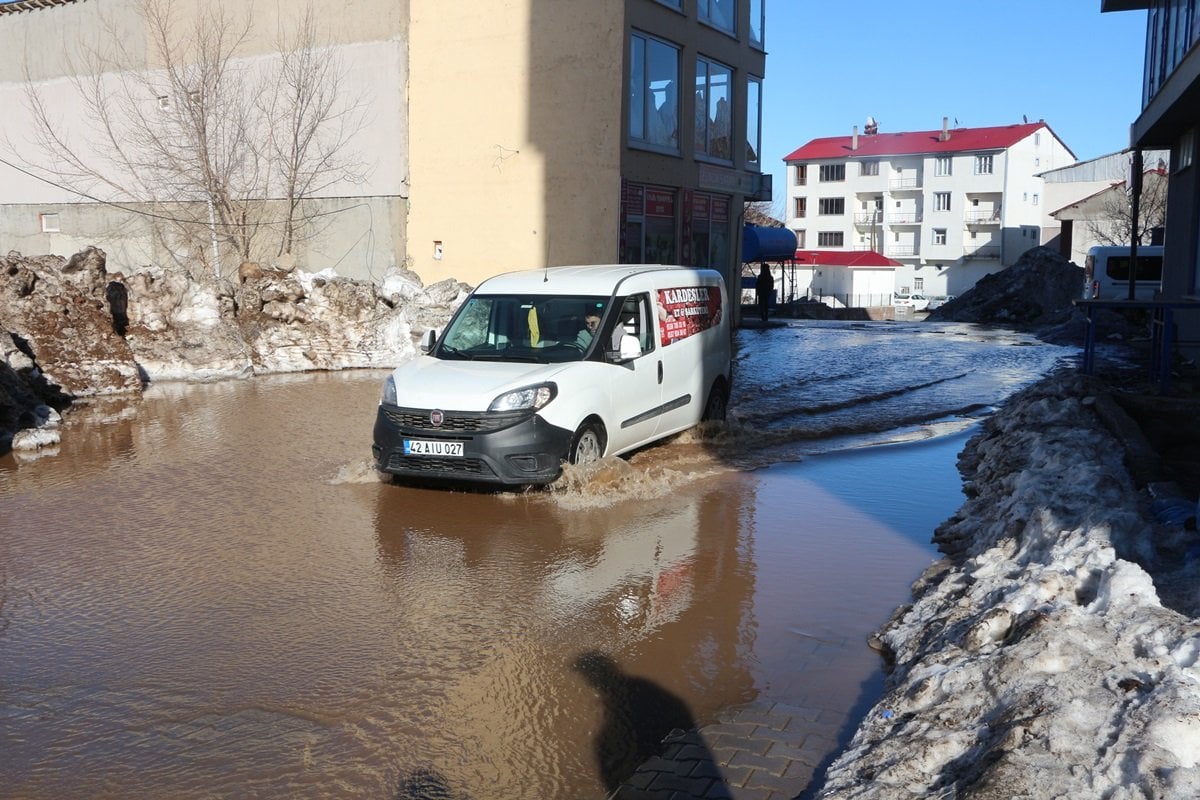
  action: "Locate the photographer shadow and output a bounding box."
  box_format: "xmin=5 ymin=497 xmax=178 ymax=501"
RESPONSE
xmin=573 ymin=650 xmax=730 ymax=798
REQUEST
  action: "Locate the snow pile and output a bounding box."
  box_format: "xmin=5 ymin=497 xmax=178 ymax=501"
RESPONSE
xmin=818 ymin=371 xmax=1200 ymax=799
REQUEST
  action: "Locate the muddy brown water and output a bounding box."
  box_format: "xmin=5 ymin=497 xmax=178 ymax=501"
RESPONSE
xmin=0 ymin=322 xmax=1073 ymax=798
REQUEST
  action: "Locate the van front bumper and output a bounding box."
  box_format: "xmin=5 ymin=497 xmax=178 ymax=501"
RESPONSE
xmin=372 ymin=404 xmax=575 ymax=486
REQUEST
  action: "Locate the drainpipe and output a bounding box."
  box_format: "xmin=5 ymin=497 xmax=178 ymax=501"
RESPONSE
xmin=1129 ymin=147 xmax=1142 ymax=301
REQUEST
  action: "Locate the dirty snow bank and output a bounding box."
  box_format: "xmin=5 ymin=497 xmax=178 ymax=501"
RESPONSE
xmin=818 ymin=371 xmax=1200 ymax=799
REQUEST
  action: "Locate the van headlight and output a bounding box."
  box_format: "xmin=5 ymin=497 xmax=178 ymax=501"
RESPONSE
xmin=489 ymin=383 xmax=557 ymax=412
xmin=381 ymin=375 xmax=397 ymax=406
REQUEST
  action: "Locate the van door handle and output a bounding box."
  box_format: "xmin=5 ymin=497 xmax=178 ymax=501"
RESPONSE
xmin=657 ymin=361 xmax=663 ymax=384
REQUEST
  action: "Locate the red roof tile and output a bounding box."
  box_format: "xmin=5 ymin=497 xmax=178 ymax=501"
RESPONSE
xmin=793 ymin=250 xmax=902 ymax=268
xmin=783 ymin=122 xmax=1069 ymax=162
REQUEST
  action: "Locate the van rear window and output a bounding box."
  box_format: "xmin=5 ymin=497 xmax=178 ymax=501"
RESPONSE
xmin=656 ymin=286 xmax=722 ymax=346
xmin=1106 ymin=256 xmax=1163 ymax=282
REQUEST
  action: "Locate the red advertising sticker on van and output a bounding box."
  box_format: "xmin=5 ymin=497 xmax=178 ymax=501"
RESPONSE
xmin=657 ymin=286 xmax=723 ymax=346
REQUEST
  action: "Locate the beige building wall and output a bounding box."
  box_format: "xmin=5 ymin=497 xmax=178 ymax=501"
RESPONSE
xmin=406 ymin=0 xmax=624 ymax=287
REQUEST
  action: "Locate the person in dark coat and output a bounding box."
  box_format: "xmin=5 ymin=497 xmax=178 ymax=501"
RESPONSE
xmin=754 ymin=263 xmax=774 ymax=322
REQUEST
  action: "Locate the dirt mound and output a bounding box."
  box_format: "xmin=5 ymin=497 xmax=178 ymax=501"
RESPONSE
xmin=926 ymin=246 xmax=1084 ymax=328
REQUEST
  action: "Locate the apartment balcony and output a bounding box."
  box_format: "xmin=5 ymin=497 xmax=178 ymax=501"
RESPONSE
xmin=963 ymin=245 xmax=1001 ymax=260
xmin=854 ymin=212 xmax=882 ymax=225
xmin=965 ymin=209 xmax=1002 ymax=226
xmin=886 ymin=212 xmax=922 ymax=225
xmin=887 ymin=246 xmax=918 ymax=258
xmin=889 ymin=176 xmax=923 ymax=191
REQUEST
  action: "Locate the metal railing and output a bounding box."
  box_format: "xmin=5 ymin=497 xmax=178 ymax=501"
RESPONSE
xmin=889 ymin=177 xmax=922 ymax=190
xmin=963 ymin=246 xmax=1001 ymax=259
xmin=886 ymin=213 xmax=922 ymax=224
xmin=965 ymin=210 xmax=1001 ymax=224
xmin=887 ymin=246 xmax=918 ymax=257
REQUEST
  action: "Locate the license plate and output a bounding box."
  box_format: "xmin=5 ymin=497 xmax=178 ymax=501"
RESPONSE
xmin=403 ymin=439 xmax=464 ymax=457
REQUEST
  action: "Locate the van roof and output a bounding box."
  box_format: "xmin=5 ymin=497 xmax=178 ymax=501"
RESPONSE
xmin=1086 ymin=245 xmax=1164 ymax=254
xmin=476 ymin=264 xmax=723 ymax=294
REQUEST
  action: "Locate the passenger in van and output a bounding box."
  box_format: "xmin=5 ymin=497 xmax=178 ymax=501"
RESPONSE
xmin=575 ymin=313 xmax=602 ymax=350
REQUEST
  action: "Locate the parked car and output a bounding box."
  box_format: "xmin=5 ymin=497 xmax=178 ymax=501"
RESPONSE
xmin=893 ymin=293 xmax=930 ymax=311
xmin=926 ymin=295 xmax=956 ymax=310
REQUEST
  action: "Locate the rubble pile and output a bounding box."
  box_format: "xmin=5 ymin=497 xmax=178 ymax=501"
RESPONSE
xmin=0 ymin=247 xmax=469 ymax=453
xmin=927 ymin=246 xmax=1084 ymax=329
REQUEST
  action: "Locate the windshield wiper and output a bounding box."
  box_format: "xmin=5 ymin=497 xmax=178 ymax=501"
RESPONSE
xmin=438 ymin=345 xmax=475 ymax=360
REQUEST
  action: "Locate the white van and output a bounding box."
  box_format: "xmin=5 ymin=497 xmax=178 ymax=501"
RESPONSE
xmin=1083 ymin=245 xmax=1164 ymax=300
xmin=372 ymin=265 xmax=732 ymax=486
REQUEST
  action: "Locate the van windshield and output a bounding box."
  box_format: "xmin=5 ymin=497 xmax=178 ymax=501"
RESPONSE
xmin=436 ymin=294 xmax=611 ymax=363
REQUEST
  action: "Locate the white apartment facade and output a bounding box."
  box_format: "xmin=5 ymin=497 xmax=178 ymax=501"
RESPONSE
xmin=782 ymin=120 xmax=1075 ymax=298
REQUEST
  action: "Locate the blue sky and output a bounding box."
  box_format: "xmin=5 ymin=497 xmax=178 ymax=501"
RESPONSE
xmin=760 ymin=1 xmax=1149 ymax=211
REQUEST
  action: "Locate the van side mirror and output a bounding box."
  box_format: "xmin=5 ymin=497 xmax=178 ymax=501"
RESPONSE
xmin=420 ymin=329 xmax=437 ymax=354
xmin=619 ymin=333 xmax=641 ymax=360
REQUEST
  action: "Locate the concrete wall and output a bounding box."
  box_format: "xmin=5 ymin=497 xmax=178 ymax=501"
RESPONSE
xmin=0 ymin=0 xmax=408 ymax=282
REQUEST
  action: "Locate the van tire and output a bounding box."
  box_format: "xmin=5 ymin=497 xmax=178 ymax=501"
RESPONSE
xmin=569 ymin=423 xmax=605 ymax=465
xmin=702 ymin=381 xmax=728 ymax=422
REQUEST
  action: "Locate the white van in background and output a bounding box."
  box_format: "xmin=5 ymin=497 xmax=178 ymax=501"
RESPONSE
xmin=1083 ymin=245 xmax=1164 ymax=300
xmin=372 ymin=265 xmax=732 ymax=486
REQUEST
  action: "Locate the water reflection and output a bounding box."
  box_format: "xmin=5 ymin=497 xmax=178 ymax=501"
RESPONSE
xmin=369 ymin=478 xmax=757 ymax=797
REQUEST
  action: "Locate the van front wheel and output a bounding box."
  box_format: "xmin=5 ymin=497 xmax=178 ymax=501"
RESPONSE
xmin=569 ymin=423 xmax=604 ymax=465
xmin=702 ymin=382 xmax=728 ymax=422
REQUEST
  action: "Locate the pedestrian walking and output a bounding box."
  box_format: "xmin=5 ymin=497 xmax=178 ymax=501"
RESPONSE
xmin=754 ymin=263 xmax=774 ymax=323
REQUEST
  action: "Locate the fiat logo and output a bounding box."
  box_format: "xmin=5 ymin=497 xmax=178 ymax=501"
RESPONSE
xmin=430 ymin=409 xmax=444 ymax=427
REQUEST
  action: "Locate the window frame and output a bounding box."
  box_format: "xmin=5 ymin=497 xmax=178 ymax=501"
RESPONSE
xmin=819 ymin=163 xmax=846 ymax=182
xmin=860 ymin=160 xmax=880 ymax=177
xmin=39 ymin=212 xmax=60 ymax=233
xmin=934 ymin=156 xmax=952 ymax=176
xmin=932 ymin=228 xmax=947 ymax=246
xmin=749 ymin=0 xmax=764 ymax=49
xmin=818 ymin=197 xmax=845 ymax=216
xmin=695 ymin=55 xmax=734 ymax=163
xmin=974 ymin=154 xmax=995 ymax=175
xmin=817 ymin=231 xmax=844 ymax=247
xmin=698 ymin=0 xmax=737 ymax=37
xmin=745 ymin=74 xmax=762 ymax=167
xmin=934 ymin=192 xmax=951 ymax=212
xmin=629 ymin=31 xmax=681 ymax=154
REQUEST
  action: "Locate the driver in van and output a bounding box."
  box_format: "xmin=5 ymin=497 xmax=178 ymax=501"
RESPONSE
xmin=575 ymin=313 xmax=601 ymax=350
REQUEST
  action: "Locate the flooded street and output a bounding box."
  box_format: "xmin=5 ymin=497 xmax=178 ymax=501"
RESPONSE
xmin=0 ymin=320 xmax=1074 ymax=799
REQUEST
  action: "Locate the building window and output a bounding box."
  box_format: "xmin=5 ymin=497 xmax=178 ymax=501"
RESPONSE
xmin=794 ymin=165 xmax=807 ymax=185
xmin=746 ymin=75 xmax=761 ymax=165
xmin=39 ymin=212 xmax=60 ymax=233
xmin=818 ymin=231 xmax=844 ymax=247
xmin=695 ymin=56 xmax=733 ymax=161
xmin=794 ymin=229 xmax=806 ymax=248
xmin=819 ymin=164 xmax=846 ymax=182
xmin=860 ymin=160 xmax=879 ymax=177
xmin=935 ymin=156 xmax=951 ymax=176
xmin=934 ymin=192 xmax=951 ymax=211
xmin=793 ymin=197 xmax=807 ymax=218
xmin=974 ymin=154 xmax=994 ymax=175
xmin=1032 ymin=193 xmax=1039 ymax=206
xmin=818 ymin=198 xmax=845 ymax=215
xmin=749 ymin=0 xmax=764 ymax=49
xmin=1177 ymin=129 xmax=1194 ymax=172
xmin=654 ymin=0 xmax=682 ymax=9
xmin=914 ymin=277 xmax=924 ymax=291
xmin=933 ymin=228 xmax=947 ymax=245
xmin=698 ymin=0 xmax=736 ymax=35
xmin=629 ymin=33 xmax=680 ymax=152
xmin=156 ymin=95 xmax=170 ymax=110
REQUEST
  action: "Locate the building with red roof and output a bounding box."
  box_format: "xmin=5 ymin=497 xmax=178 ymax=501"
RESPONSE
xmin=783 ymin=118 xmax=1075 ymax=301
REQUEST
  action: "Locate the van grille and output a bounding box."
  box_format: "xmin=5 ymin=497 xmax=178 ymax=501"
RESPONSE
xmin=382 ymin=406 xmax=528 ymax=433
xmin=386 ymin=453 xmax=492 ymax=476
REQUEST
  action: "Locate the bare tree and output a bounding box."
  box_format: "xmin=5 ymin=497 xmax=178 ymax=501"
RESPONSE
xmin=744 ymin=198 xmax=786 ymax=228
xmin=1084 ymin=163 xmax=1169 ymax=247
xmin=17 ymin=0 xmax=367 ymax=280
